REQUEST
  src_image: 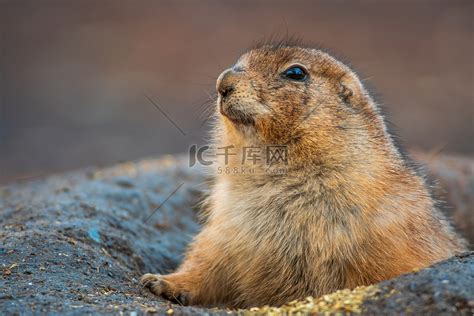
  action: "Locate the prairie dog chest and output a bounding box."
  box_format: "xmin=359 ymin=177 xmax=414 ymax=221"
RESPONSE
xmin=211 ymin=178 xmax=316 ymax=252
xmin=210 ymin=177 xmax=365 ymax=259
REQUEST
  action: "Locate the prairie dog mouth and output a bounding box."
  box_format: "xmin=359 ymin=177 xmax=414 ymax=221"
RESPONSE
xmin=219 ymin=100 xmax=255 ymax=125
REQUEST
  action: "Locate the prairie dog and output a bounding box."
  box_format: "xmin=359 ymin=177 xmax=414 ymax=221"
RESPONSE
xmin=141 ymin=44 xmax=466 ymax=308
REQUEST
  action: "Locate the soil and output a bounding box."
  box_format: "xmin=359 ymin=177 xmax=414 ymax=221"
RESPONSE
xmin=0 ymin=154 xmax=473 ymax=315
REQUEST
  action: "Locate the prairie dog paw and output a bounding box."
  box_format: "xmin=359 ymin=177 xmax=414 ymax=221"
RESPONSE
xmin=140 ymin=273 xmax=162 ymax=287
xmin=140 ymin=273 xmax=169 ymax=296
xmin=140 ymin=273 xmax=192 ymax=305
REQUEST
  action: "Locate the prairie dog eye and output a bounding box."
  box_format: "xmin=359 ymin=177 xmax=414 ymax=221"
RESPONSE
xmin=281 ymin=65 xmax=308 ymax=81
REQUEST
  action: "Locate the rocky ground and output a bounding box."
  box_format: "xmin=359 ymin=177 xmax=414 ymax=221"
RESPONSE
xmin=0 ymin=153 xmax=473 ymax=315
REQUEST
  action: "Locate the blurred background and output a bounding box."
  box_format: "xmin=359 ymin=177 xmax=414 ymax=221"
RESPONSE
xmin=1 ymin=0 xmax=473 ymax=185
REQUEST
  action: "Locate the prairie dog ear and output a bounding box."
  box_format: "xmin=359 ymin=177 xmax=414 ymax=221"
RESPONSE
xmin=338 ymin=72 xmax=365 ymax=107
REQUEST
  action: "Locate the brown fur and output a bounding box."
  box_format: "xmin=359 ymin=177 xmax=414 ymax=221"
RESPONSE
xmin=141 ymin=45 xmax=466 ymax=308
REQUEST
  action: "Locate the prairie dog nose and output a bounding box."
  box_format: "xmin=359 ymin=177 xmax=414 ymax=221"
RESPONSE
xmin=217 ymin=69 xmax=238 ymax=98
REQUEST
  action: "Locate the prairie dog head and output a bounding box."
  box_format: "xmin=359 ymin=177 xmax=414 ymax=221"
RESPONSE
xmin=215 ymin=45 xmax=393 ymax=171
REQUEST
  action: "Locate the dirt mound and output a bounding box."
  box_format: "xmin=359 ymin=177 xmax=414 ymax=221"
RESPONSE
xmin=0 ymin=154 xmax=472 ymax=314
